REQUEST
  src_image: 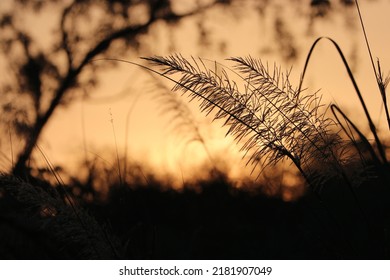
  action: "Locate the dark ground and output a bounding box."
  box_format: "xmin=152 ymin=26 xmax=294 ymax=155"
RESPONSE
xmin=0 ymin=171 xmax=389 ymax=259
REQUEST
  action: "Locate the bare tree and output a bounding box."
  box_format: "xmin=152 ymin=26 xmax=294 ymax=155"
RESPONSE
xmin=0 ymin=0 xmax=230 ymax=176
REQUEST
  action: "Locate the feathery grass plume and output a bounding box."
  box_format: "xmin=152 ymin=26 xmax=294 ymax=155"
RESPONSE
xmin=0 ymin=174 xmax=122 ymax=259
xmin=143 ymin=54 xmax=344 ymax=186
xmin=143 ymin=72 xmax=217 ymax=169
xmin=376 ymin=59 xmax=390 ymax=129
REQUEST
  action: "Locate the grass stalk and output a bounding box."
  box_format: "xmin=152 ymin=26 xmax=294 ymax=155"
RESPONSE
xmin=36 ymin=145 xmax=121 ymax=258
xmin=109 ymin=109 xmax=123 ymax=186
xmin=124 ymin=94 xmax=141 ymax=184
xmin=355 ymin=0 xmax=390 ymax=130
xmin=298 ymin=36 xmax=388 ymax=165
xmin=8 ymin=122 xmax=14 ymax=169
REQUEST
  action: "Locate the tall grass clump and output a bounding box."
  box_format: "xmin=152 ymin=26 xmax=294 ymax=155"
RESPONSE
xmin=133 ymin=0 xmax=390 ymax=258
xmin=0 ymin=173 xmax=122 ymax=259
xmin=139 ymin=0 xmax=390 ymax=189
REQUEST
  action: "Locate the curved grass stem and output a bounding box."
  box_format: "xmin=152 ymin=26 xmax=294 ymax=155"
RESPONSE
xmin=298 ymin=36 xmax=388 ymax=165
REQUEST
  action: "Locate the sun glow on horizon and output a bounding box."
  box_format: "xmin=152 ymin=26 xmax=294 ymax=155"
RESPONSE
xmin=1 ymin=0 xmax=390 ymax=193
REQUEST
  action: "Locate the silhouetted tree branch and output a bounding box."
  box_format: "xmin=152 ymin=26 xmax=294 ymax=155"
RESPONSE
xmin=0 ymin=0 xmax=224 ymax=176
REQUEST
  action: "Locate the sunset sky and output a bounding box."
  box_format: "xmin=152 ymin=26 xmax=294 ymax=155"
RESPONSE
xmin=1 ymin=0 xmax=390 ymax=184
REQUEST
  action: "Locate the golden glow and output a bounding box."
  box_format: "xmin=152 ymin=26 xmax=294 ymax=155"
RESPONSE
xmin=1 ymin=1 xmax=390 ymax=187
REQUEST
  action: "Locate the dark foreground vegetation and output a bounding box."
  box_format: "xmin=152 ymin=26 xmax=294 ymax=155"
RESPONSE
xmin=0 ymin=166 xmax=389 ymax=260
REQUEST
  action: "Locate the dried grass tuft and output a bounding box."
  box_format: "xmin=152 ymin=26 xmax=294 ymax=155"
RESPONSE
xmin=0 ymin=174 xmax=122 ymax=259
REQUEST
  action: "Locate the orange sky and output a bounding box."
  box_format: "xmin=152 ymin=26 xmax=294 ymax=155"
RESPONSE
xmin=1 ymin=0 xmax=390 ymax=185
